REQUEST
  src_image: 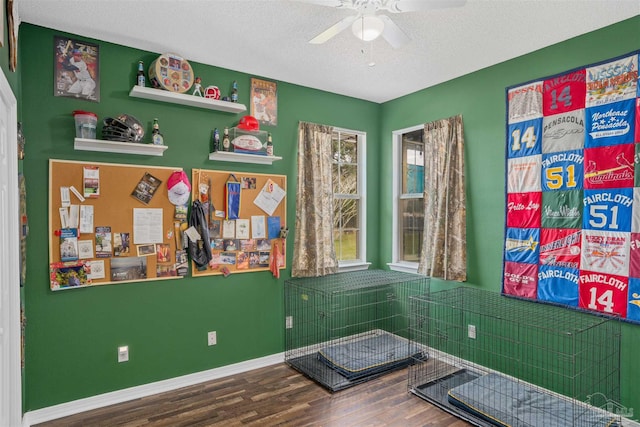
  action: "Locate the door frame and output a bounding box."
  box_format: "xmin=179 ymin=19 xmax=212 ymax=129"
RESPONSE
xmin=0 ymin=65 xmax=22 ymax=426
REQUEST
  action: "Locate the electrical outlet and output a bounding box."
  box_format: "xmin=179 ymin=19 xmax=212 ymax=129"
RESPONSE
xmin=468 ymin=324 xmax=477 ymax=339
xmin=207 ymin=331 xmax=217 ymax=346
xmin=118 ymin=345 xmax=129 ymax=363
xmin=285 ymin=316 xmax=293 ymax=329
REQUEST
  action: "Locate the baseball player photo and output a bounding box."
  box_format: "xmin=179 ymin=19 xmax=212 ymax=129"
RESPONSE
xmin=54 ymin=36 xmax=100 ymax=102
xmin=250 ymin=78 xmax=278 ymax=126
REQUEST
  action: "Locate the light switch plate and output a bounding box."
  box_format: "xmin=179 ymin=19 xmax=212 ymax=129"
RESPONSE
xmin=468 ymin=324 xmax=476 ymax=339
xmin=208 ymin=331 xmax=217 ymax=346
xmin=118 ymin=345 xmax=129 ymax=362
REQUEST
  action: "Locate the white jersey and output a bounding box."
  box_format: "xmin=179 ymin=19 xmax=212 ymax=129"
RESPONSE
xmin=67 ymin=57 xmax=96 ymax=97
xmin=69 ymin=57 xmax=92 ymax=81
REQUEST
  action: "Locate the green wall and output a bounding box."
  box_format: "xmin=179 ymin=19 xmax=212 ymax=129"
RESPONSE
xmin=380 ymin=16 xmax=639 ymax=414
xmin=19 ymin=24 xmax=380 ymax=410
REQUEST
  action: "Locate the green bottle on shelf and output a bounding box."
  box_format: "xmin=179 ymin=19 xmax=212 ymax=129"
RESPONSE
xmin=222 ymin=127 xmax=231 ymax=151
xmin=266 ymin=133 xmax=273 ymax=156
xmin=231 ymin=81 xmax=238 ymax=103
xmin=212 ymin=128 xmax=220 ymax=152
xmin=137 ymin=61 xmax=145 ymax=87
xmin=151 ymin=118 xmax=164 ymax=145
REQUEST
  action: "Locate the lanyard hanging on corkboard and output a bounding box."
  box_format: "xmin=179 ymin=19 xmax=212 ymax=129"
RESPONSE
xmin=190 ymin=168 xmax=287 ymax=277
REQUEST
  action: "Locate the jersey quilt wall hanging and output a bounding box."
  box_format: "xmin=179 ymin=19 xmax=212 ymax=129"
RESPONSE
xmin=503 ymin=50 xmax=640 ymax=323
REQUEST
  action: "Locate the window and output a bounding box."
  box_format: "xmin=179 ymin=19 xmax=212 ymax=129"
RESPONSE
xmin=390 ymin=126 xmax=424 ymax=273
xmin=332 ymin=127 xmax=367 ymax=270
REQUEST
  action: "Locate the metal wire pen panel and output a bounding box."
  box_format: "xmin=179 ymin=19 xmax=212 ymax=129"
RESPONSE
xmin=408 ymin=287 xmax=622 ymax=427
xmin=285 ymin=269 xmax=430 ymax=392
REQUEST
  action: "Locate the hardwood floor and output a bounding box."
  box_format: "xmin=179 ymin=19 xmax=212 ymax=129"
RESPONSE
xmin=34 ymin=363 xmax=472 ymax=427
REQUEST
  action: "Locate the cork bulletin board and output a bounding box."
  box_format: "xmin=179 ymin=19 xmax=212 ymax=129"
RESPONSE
xmin=191 ymin=168 xmax=287 ymax=277
xmin=49 ymin=159 xmax=185 ymax=290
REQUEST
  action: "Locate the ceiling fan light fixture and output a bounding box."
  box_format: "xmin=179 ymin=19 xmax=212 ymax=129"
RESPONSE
xmin=352 ymin=15 xmax=385 ymax=41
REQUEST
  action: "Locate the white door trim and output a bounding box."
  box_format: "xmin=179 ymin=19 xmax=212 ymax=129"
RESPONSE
xmin=0 ymin=66 xmax=22 ymax=427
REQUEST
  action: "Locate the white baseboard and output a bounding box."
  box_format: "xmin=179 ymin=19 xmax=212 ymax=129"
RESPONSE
xmin=22 ymin=352 xmax=284 ymax=427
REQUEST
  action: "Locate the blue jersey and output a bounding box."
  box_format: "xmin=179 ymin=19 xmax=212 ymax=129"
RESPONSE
xmin=541 ymin=149 xmax=584 ymax=192
xmin=507 ymin=118 xmax=542 ymax=159
xmin=583 ymin=188 xmax=633 ymax=232
xmin=504 ymin=228 xmax=540 ymax=264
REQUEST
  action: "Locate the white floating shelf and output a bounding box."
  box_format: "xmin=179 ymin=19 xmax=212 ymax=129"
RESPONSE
xmin=209 ymin=151 xmax=282 ymax=165
xmin=74 ymin=138 xmax=168 ymax=156
xmin=129 ymin=86 xmax=247 ymax=113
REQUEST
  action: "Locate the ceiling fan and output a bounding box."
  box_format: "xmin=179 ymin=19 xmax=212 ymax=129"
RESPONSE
xmin=302 ymin=0 xmax=467 ymax=49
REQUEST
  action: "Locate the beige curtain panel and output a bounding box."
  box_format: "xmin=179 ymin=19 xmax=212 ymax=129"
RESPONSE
xmin=292 ymin=122 xmax=338 ymax=277
xmin=418 ymin=115 xmax=467 ymax=281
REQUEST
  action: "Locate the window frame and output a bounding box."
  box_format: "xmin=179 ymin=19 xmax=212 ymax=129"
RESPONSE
xmin=332 ymin=126 xmax=369 ymax=272
xmin=389 ymin=124 xmax=424 ymax=274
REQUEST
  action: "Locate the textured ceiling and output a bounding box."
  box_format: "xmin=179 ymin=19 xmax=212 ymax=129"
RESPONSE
xmin=16 ymin=0 xmax=640 ymax=103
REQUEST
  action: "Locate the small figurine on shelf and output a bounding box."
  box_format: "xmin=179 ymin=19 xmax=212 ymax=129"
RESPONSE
xmin=137 ymin=61 xmax=145 ymax=87
xmin=151 ymin=118 xmax=164 ymax=145
xmin=266 ymin=133 xmax=274 ymax=156
xmin=222 ymin=127 xmax=231 ymax=151
xmin=231 ymin=80 xmax=238 ymax=103
xmin=192 ymin=77 xmax=203 ymax=97
xmin=212 ymin=128 xmax=220 ymax=152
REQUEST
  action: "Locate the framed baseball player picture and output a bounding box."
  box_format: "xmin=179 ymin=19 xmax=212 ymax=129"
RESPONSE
xmin=54 ymin=36 xmax=100 ymax=102
xmin=250 ymin=78 xmax=277 ymax=126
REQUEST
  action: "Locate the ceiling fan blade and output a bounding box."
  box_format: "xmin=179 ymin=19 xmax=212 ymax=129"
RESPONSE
xmin=388 ymin=0 xmax=467 ymax=13
xmin=294 ymin=0 xmax=351 ymax=8
xmin=309 ymin=15 xmax=359 ymax=44
xmin=378 ymin=15 xmax=410 ymax=49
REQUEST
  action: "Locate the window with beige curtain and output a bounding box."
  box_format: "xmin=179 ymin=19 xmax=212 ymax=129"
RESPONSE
xmin=397 ymin=128 xmax=425 ymax=265
xmin=417 ymin=115 xmax=467 ymax=281
xmin=332 ymin=127 xmax=366 ymax=267
xmin=292 ymin=122 xmax=339 ymax=277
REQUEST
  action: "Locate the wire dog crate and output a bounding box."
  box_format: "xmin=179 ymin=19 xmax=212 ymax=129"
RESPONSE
xmin=285 ymin=269 xmax=430 ymax=392
xmin=408 ymin=287 xmax=622 ymax=427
